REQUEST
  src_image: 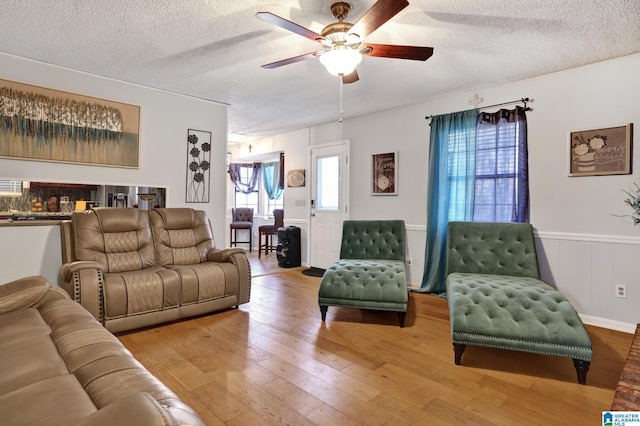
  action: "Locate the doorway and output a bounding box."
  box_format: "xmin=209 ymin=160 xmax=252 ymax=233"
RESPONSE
xmin=309 ymin=140 xmax=349 ymax=269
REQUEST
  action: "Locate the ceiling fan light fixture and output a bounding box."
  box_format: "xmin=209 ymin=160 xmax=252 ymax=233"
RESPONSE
xmin=319 ymin=46 xmax=362 ymax=76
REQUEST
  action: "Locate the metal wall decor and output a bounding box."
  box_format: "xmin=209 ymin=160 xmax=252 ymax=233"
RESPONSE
xmin=0 ymin=78 xmax=140 ymax=168
xmin=186 ymin=129 xmax=211 ymax=203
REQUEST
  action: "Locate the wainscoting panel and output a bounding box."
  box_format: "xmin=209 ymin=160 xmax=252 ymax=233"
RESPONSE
xmin=535 ymin=231 xmax=640 ymax=332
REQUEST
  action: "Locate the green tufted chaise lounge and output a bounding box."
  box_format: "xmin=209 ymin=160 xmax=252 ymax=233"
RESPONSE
xmin=446 ymin=221 xmax=592 ymax=384
xmin=318 ymin=220 xmax=408 ymax=327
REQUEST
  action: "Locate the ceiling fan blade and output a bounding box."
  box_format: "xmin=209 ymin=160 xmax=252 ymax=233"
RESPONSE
xmin=342 ymin=70 xmax=359 ymax=84
xmin=256 ymin=12 xmax=325 ymax=42
xmin=261 ymin=51 xmax=321 ymax=69
xmin=362 ymin=43 xmax=434 ymax=61
xmin=347 ymin=0 xmax=409 ymax=39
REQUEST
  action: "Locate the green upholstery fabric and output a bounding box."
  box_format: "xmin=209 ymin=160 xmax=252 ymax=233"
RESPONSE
xmin=318 ymin=220 xmax=408 ymax=325
xmin=318 ymin=259 xmax=407 ymax=311
xmin=445 ymin=221 xmax=593 ymax=382
xmin=447 ymin=273 xmax=592 ymax=361
xmin=339 ymin=220 xmax=405 ymax=261
xmin=447 ymin=221 xmax=540 ymax=279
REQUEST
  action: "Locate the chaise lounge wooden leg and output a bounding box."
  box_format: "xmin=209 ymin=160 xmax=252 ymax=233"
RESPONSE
xmin=573 ymin=359 xmax=590 ymax=385
xmin=397 ymin=311 xmax=406 ymax=328
xmin=320 ymin=306 xmax=328 ymax=322
xmin=453 ymin=343 xmax=466 ymax=365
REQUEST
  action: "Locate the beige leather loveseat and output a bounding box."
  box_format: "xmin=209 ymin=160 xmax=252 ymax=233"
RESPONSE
xmin=0 ymin=276 xmax=204 ymax=425
xmin=59 ymin=207 xmax=250 ymax=333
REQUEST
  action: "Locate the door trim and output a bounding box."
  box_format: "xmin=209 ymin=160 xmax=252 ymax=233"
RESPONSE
xmin=308 ymin=140 xmax=350 ymax=268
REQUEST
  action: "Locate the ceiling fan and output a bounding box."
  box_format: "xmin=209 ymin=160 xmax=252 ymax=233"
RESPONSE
xmin=256 ymin=0 xmax=434 ymax=84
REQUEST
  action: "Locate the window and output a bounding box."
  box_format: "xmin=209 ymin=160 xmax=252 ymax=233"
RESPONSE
xmin=233 ymin=165 xmax=259 ymax=212
xmin=266 ymin=195 xmax=283 ymax=215
xmin=316 ymin=155 xmax=340 ymax=211
xmin=446 ymin=108 xmax=528 ymax=223
xmin=421 ymin=107 xmax=528 ymax=293
xmin=473 ymin=118 xmax=524 ymax=222
xmin=0 ymin=180 xmax=22 ymax=197
xmin=231 ymin=160 xmax=285 ymax=215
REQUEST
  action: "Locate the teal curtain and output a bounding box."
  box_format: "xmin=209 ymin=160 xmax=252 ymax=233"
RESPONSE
xmin=263 ymin=161 xmax=283 ymax=200
xmin=418 ymin=109 xmax=477 ymax=294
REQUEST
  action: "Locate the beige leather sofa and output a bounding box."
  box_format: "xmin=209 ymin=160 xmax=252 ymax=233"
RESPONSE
xmin=0 ymin=276 xmax=204 ymax=425
xmin=59 ymin=207 xmax=251 ymax=333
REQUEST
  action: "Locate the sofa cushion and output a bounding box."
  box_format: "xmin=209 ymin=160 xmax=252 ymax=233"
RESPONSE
xmin=75 ymin=392 xmax=175 ymax=426
xmin=0 ymin=374 xmax=98 ymax=426
xmin=102 ymin=267 xmax=181 ymax=319
xmin=0 ymin=311 xmax=68 ymax=395
xmin=72 ymin=208 xmax=156 ymax=273
xmin=168 ymin=262 xmax=240 ymax=305
xmin=0 ymin=305 xmax=51 ymax=341
xmin=150 ymin=208 xmax=216 ymax=266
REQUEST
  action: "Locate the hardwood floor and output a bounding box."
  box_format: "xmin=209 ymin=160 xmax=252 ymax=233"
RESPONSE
xmin=118 ymin=252 xmax=634 ymax=425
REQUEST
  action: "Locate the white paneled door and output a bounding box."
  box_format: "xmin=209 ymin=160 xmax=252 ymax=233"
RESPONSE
xmin=309 ymin=141 xmax=349 ymax=269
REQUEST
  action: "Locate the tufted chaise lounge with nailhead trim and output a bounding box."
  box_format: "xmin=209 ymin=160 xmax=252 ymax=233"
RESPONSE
xmin=318 ymin=220 xmax=408 ymax=327
xmin=446 ymin=221 xmax=592 ymax=384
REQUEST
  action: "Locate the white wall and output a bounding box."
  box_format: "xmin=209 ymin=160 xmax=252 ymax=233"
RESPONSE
xmin=242 ymin=53 xmax=640 ymax=331
xmin=0 ymin=52 xmax=228 ymax=284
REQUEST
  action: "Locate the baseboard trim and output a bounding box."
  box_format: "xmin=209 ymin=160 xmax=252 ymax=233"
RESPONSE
xmin=579 ymin=314 xmax=636 ymax=333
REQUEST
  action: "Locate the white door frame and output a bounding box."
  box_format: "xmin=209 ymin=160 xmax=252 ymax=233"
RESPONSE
xmin=308 ymin=140 xmax=350 ymax=269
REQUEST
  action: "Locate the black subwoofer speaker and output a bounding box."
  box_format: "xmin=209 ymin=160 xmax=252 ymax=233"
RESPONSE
xmin=276 ymin=226 xmax=301 ymax=268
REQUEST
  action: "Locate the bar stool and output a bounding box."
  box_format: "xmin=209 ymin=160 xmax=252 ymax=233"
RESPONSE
xmin=230 ymin=207 xmax=253 ymax=252
xmin=258 ymin=209 xmax=284 ymax=258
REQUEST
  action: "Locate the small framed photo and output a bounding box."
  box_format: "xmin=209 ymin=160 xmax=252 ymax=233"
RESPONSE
xmin=372 ymin=152 xmax=398 ymax=195
xmin=569 ymin=123 xmax=633 ymax=176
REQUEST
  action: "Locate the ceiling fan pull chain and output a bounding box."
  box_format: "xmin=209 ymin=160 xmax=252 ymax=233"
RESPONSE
xmin=339 ymin=77 xmax=344 ymax=123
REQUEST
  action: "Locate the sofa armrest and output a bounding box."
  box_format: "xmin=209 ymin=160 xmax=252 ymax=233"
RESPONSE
xmin=206 ymin=247 xmax=245 ymax=263
xmin=0 ymin=276 xmax=51 ymax=315
xmin=207 ymin=248 xmax=251 ymax=305
xmin=59 ymin=260 xmax=104 ymax=283
xmin=75 ymin=392 xmax=204 ymax=426
xmin=58 ymin=261 xmax=105 ymax=324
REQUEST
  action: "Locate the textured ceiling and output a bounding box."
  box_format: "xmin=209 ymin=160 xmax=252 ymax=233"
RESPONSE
xmin=1 ymin=0 xmax=639 ymax=142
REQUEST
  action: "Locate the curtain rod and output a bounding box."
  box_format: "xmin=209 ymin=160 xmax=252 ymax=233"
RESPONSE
xmin=425 ymin=97 xmax=532 ymax=120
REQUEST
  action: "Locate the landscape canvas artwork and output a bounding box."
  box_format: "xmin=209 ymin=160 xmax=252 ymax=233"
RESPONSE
xmin=0 ymin=78 xmax=140 ymax=168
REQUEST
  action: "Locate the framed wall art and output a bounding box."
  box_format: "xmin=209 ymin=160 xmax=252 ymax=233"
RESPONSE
xmin=287 ymin=169 xmax=305 ymax=187
xmin=186 ymin=129 xmax=211 ymax=203
xmin=372 ymin=151 xmax=398 ymax=195
xmin=569 ymin=123 xmax=633 ymax=176
xmin=0 ymin=78 xmax=140 ymax=168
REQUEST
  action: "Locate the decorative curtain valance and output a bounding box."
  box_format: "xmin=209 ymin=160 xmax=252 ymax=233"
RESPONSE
xmin=229 ymin=163 xmax=261 ymax=194
xmin=477 ymin=105 xmax=527 ymax=126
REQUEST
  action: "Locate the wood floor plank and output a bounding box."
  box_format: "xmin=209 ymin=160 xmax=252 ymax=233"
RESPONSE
xmin=262 ymin=378 xmax=325 ymax=416
xmin=117 ymin=253 xmax=634 ymax=425
xmin=209 ymin=369 xmax=316 ymax=426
